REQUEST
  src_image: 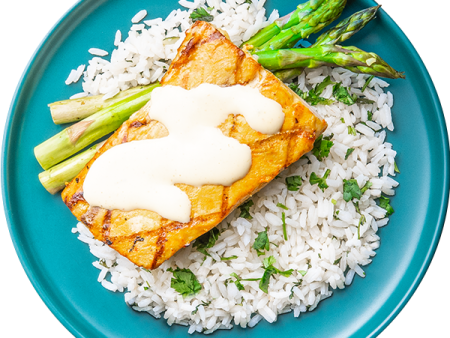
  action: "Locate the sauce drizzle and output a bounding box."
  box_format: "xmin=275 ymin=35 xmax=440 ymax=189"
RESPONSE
xmin=83 ymin=84 xmax=284 ymax=223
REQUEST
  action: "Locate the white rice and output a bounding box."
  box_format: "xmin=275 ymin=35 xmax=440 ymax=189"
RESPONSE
xmin=68 ymin=0 xmax=399 ymax=334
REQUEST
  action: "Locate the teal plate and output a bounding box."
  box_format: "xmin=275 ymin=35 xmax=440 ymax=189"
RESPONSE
xmin=3 ymin=0 xmax=449 ymax=337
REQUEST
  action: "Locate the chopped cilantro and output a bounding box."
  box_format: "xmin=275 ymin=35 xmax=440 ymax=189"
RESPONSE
xmin=189 ymin=7 xmax=214 ymax=22
xmin=192 ymin=300 xmax=211 ymax=315
xmin=340 ymin=117 xmax=345 ymax=123
xmin=193 ymin=228 xmax=220 ymax=256
xmin=286 ymin=175 xmax=302 ymax=191
xmin=333 ymin=83 xmax=356 ymax=105
xmin=298 ymin=270 xmax=307 ymax=276
xmin=290 ymin=79 xmax=372 ymax=107
xmin=315 ymin=76 xmax=336 ymax=95
xmin=379 ymin=196 xmax=394 ymax=216
xmin=282 ymin=212 xmax=287 ymax=240
xmin=333 ymin=82 xmax=374 ymax=106
xmin=252 ymin=230 xmax=270 ymax=256
xmin=230 ymin=273 xmax=245 ymax=291
xmin=331 ymin=199 xmax=337 ymax=205
xmin=345 ymin=148 xmax=355 ymax=160
xmin=343 ymin=179 xmax=362 ymax=202
xmin=361 ymin=181 xmax=373 ymax=194
xmin=143 ymin=281 xmax=151 ymax=291
xmin=289 ymin=280 xmax=302 ymax=299
xmin=168 ymin=267 xmax=202 ymax=297
xmin=367 ymin=111 xmax=373 ymax=121
xmin=357 ymin=215 xmax=366 ymax=239
xmin=347 ymin=126 xmax=357 ymax=136
xmin=362 ymin=75 xmax=374 ymax=92
xmin=239 ymin=199 xmax=254 ymax=220
xmin=276 ymin=203 xmax=288 ymax=210
xmin=309 ymin=169 xmax=331 ymax=192
xmin=230 ymin=272 xmax=260 ymax=291
xmin=221 ymin=255 xmax=238 ymax=261
xmin=289 ymin=77 xmax=335 ymax=106
xmin=394 ymin=161 xmax=400 ymax=173
xmin=333 ymin=257 xmax=342 ymax=265
xmin=312 ymin=134 xmax=334 ymax=161
xmin=259 ymin=256 xmax=293 ymax=293
xmin=263 ymin=255 xmax=276 ymax=268
xmin=353 ymin=201 xmax=360 ymax=214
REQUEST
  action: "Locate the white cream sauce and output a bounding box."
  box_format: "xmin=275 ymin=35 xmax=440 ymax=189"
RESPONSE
xmin=83 ymin=83 xmax=284 ymax=223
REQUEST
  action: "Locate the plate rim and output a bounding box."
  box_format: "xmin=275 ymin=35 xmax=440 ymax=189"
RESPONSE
xmin=2 ymin=1 xmax=94 ymax=336
xmin=2 ymin=0 xmax=449 ymax=337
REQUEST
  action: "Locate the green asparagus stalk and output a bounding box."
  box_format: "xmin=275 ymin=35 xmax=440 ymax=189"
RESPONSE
xmin=311 ymin=5 xmax=380 ymax=47
xmin=241 ymin=0 xmax=327 ymax=48
xmin=272 ymin=68 xmax=304 ymax=83
xmin=49 ymin=84 xmax=155 ymax=125
xmin=34 ymin=82 xmax=160 ymax=170
xmin=255 ymin=0 xmax=346 ymax=52
xmin=273 ymin=5 xmax=381 ymax=82
xmin=38 ymin=141 xmax=105 ymax=194
xmin=283 ymin=0 xmax=327 ymax=29
xmin=256 ymin=45 xmax=405 ymax=79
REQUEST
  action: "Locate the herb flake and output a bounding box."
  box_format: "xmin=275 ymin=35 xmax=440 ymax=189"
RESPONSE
xmin=286 ymin=176 xmax=302 ymax=191
xmin=168 ymin=267 xmax=202 ymax=297
xmin=189 ymin=7 xmax=214 ymax=22
xmin=289 ymin=77 xmax=335 ymax=106
xmin=230 ymin=272 xmax=260 ymax=291
xmin=345 ymin=148 xmax=355 ymax=160
xmin=276 ymin=203 xmax=288 ymax=210
xmin=252 ymin=230 xmax=270 ymax=256
xmin=192 ymin=301 xmax=211 ymax=315
xmin=310 ymin=169 xmax=331 ymax=191
xmin=379 ymin=196 xmax=394 ymax=216
xmin=239 ymin=200 xmax=254 ymax=220
xmin=193 ymin=228 xmax=220 ymax=256
xmin=259 ymin=256 xmax=293 ymax=293
xmin=362 ymin=75 xmax=374 ymax=92
xmin=282 ymin=212 xmax=287 ymax=240
xmin=343 ymin=179 xmax=362 ymax=202
xmin=312 ymin=134 xmax=334 ymax=161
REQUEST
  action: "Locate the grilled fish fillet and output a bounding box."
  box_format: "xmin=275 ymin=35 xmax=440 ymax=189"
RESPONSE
xmin=62 ymin=21 xmax=327 ymax=269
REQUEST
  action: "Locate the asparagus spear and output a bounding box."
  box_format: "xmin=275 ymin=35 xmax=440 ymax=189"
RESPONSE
xmin=255 ymin=45 xmax=405 ymax=79
xmin=241 ymin=0 xmax=327 ymax=48
xmin=283 ymin=0 xmax=327 ymax=29
xmin=34 ymin=82 xmax=160 ymax=170
xmin=255 ymin=0 xmax=347 ymax=52
xmin=50 ymin=84 xmax=155 ymax=125
xmin=38 ymin=141 xmax=105 ymax=194
xmin=272 ymin=68 xmax=304 ymax=83
xmin=311 ymin=5 xmax=380 ymax=47
xmin=273 ymin=5 xmax=381 ymax=82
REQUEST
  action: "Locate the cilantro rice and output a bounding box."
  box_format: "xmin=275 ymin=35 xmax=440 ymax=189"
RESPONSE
xmin=70 ymin=0 xmax=398 ymax=334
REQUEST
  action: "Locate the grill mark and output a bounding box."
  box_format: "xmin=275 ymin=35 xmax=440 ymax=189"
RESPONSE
xmin=221 ymin=186 xmax=230 ymax=218
xmin=130 ymin=121 xmax=144 ymax=128
xmin=152 ymin=228 xmax=168 ymax=269
xmin=182 ymin=37 xmax=196 ymax=56
xmin=65 ymin=191 xmax=85 ymax=210
xmin=235 ymin=48 xmax=246 ymax=85
xmin=103 ymin=210 xmax=112 ymax=230
xmin=205 ymin=31 xmax=223 ymax=44
xmin=122 ymin=134 xmax=128 ymax=143
xmin=80 ymin=206 xmax=100 ymax=228
xmin=102 ymin=210 xmax=113 ymax=245
xmin=129 ymin=236 xmax=145 ymax=252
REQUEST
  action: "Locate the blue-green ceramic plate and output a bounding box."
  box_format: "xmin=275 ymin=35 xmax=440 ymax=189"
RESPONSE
xmin=3 ymin=0 xmax=449 ymax=337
